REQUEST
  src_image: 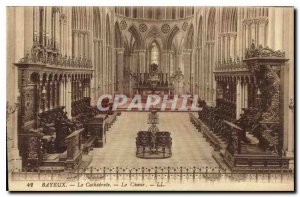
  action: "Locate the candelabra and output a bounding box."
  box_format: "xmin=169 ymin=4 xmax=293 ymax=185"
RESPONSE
xmin=170 ymin=68 xmax=184 ymax=94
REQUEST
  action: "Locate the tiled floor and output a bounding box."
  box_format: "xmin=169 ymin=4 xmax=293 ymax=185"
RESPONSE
xmin=88 ymin=112 xmax=218 ymax=168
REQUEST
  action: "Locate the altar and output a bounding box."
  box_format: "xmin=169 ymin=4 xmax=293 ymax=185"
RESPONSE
xmin=133 ymin=63 xmax=174 ymax=97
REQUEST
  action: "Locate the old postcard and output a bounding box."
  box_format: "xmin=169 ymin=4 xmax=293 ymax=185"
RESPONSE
xmin=6 ymin=6 xmax=294 ymax=191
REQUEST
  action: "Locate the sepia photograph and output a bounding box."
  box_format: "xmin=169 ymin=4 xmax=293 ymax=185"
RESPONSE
xmin=5 ymin=3 xmax=295 ymax=192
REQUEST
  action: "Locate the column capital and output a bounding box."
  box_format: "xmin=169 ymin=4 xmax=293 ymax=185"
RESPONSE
xmin=115 ymin=48 xmax=125 ymax=54
xmin=161 ymin=50 xmax=174 ymax=54
xmin=134 ymin=50 xmax=146 ymax=53
xmin=182 ymin=49 xmax=193 ymax=54
xmin=93 ymin=38 xmax=103 ymax=43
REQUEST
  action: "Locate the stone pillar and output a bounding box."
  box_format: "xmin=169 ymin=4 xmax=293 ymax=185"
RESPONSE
xmin=267 ymin=7 xmax=275 ymax=49
xmin=258 ymin=19 xmax=267 ymax=47
xmin=274 ymin=8 xmax=284 ymax=51
xmin=208 ymin=43 xmax=213 ymax=104
xmin=67 ymin=8 xmax=73 ymax=57
xmin=33 ymin=7 xmax=39 ymax=43
xmin=138 ymin=50 xmax=146 ymax=73
xmin=223 ymin=35 xmax=227 ymax=60
xmin=85 ymin=32 xmax=89 ymax=58
xmin=24 ymin=7 xmax=34 ymax=53
xmin=236 ymin=79 xmax=241 ymax=119
xmin=245 ymin=23 xmax=249 ymax=49
xmin=63 ymin=78 xmax=66 ymax=107
xmin=240 ymin=82 xmax=244 ymax=110
xmin=94 ymin=41 xmax=98 ymax=99
xmin=66 ymin=77 xmax=72 ymax=118
xmin=244 ymin=82 xmax=248 ymax=108
xmin=55 ymin=11 xmax=60 ymax=51
xmin=73 ymin=31 xmax=78 ymax=57
xmin=182 ymin=50 xmax=191 ymax=94
xmin=127 ymin=54 xmax=133 ymax=97
xmin=242 ymin=24 xmax=246 ymax=57
xmin=44 ymin=79 xmax=49 ymax=111
xmin=116 ymin=48 xmax=125 ymax=93
xmin=53 ymin=80 xmax=57 ymax=108
xmin=46 ymin=7 xmax=51 ymax=47
xmin=250 ymin=21 xmax=256 ymax=44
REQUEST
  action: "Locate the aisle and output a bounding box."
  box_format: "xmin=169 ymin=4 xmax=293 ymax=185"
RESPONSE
xmin=88 ymin=112 xmax=218 ymax=168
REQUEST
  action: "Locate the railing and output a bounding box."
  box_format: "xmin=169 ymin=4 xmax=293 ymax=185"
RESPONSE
xmin=10 ymin=166 xmax=294 ymax=183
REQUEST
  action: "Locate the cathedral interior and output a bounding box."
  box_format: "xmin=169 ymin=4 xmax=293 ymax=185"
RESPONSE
xmin=6 ymin=7 xmax=294 ymax=172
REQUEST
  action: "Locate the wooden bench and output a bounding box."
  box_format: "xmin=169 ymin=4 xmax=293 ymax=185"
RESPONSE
xmin=189 ymin=113 xmax=222 ymax=151
xmin=82 ymin=136 xmax=96 ymax=154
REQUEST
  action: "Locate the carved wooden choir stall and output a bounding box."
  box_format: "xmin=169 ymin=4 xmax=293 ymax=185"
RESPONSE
xmin=193 ymin=44 xmax=290 ymax=171
xmin=15 ymin=39 xmax=120 ymax=171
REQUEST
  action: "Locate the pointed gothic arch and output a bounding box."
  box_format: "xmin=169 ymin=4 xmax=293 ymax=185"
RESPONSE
xmin=93 ymin=8 xmax=101 ymax=39
xmin=166 ymin=25 xmax=180 ymax=50
xmin=114 ymin=22 xmax=124 ymax=48
xmin=207 ymin=8 xmax=216 ymax=41
xmin=149 ymin=40 xmax=161 ymax=65
xmin=197 ymin=16 xmax=203 ymax=47
xmin=128 ymin=24 xmax=144 ymax=50
xmin=185 ymin=24 xmax=194 ymax=49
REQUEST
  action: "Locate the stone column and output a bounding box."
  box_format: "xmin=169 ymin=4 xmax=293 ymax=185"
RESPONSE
xmin=245 ymin=23 xmax=250 ymax=49
xmin=194 ymin=48 xmax=198 ymax=95
xmin=227 ymin=35 xmax=230 ymax=60
xmin=211 ymin=43 xmax=216 ymax=106
xmin=242 ymin=24 xmax=246 ymax=57
xmin=99 ymin=40 xmax=104 ymax=95
xmin=60 ymin=18 xmax=64 ymax=53
xmin=223 ymin=35 xmax=227 ymax=61
xmin=53 ymin=80 xmax=58 ymax=108
xmin=258 ymin=19 xmax=267 ymax=47
xmin=116 ymin=48 xmax=125 ymax=93
xmin=208 ymin=43 xmax=213 ymax=104
xmin=33 ymin=7 xmax=39 ymax=43
xmin=267 ymin=8 xmax=275 ymax=49
xmin=58 ymin=80 xmax=64 ymax=106
xmin=67 ymin=8 xmax=73 ymax=57
xmin=230 ymin=34 xmax=236 ymax=59
xmin=94 ymin=40 xmax=98 ymax=99
xmin=44 ymin=79 xmax=49 ymax=111
xmin=73 ymin=31 xmax=78 ymax=57
xmin=274 ymin=8 xmax=284 ymax=51
xmin=85 ymin=32 xmax=89 ymax=58
xmin=240 ymin=82 xmax=244 ymax=110
xmin=24 ymin=7 xmax=34 ymax=53
xmin=138 ymin=50 xmax=146 ymax=73
xmin=244 ymin=82 xmax=248 ymax=109
xmin=55 ymin=11 xmax=60 ymax=51
xmin=80 ymin=32 xmax=84 ymax=58
xmin=236 ymin=79 xmax=241 ymax=119
xmin=66 ymin=77 xmax=72 ymax=118
xmin=45 ymin=7 xmax=51 ymax=47
xmin=63 ymin=78 xmax=66 ymax=107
